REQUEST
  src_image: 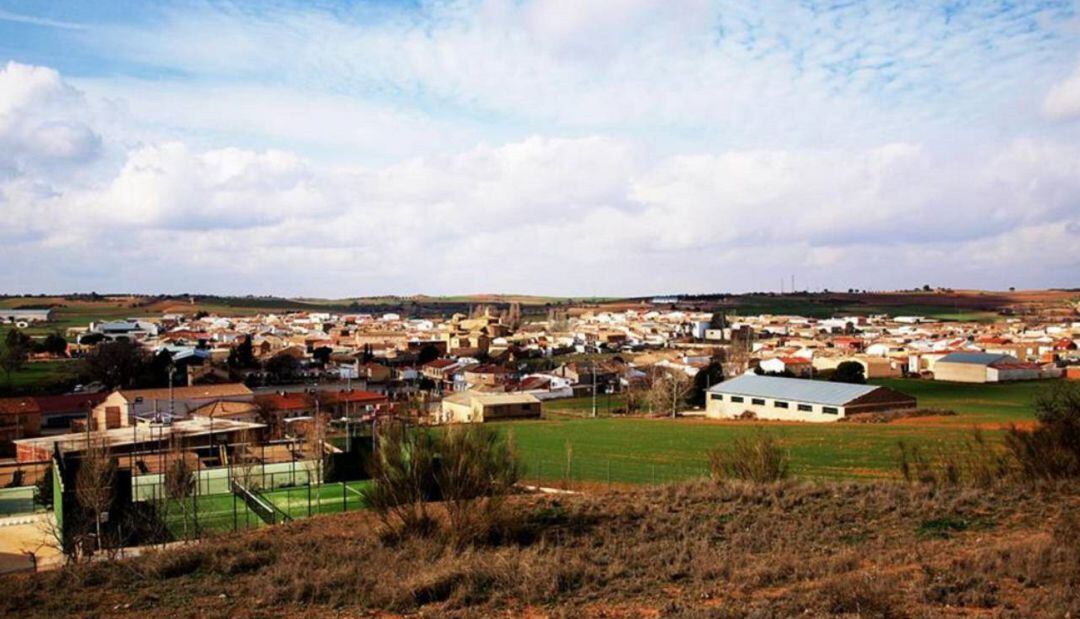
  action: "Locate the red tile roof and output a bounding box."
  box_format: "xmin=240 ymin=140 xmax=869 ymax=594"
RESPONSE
xmin=323 ymin=390 xmax=387 ymax=405
xmin=424 ymin=359 xmax=456 ymax=369
xmin=254 ymin=392 xmax=310 ymax=412
xmin=0 ymin=397 xmax=41 ymax=416
xmin=32 ymin=393 xmax=108 ymax=414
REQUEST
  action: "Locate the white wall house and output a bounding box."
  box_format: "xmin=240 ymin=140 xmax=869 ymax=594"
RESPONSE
xmin=705 ymin=374 xmax=916 ymax=422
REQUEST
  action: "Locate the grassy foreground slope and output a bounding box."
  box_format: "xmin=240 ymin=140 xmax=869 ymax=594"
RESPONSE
xmin=3 ymin=481 xmax=1077 ymax=617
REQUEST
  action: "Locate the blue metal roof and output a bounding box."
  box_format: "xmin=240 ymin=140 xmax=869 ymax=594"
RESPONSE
xmin=938 ymin=352 xmax=1013 ymax=365
xmin=707 ymin=374 xmax=879 ymax=406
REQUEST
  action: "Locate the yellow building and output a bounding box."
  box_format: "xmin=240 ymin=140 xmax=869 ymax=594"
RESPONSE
xmin=439 ymin=392 xmax=542 ymax=424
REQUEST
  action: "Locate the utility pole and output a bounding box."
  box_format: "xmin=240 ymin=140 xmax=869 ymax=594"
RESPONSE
xmin=168 ymin=365 xmax=176 ymax=420
xmin=591 ymin=362 xmax=597 ymax=418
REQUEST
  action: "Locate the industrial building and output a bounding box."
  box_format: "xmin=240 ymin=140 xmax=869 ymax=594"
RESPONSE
xmin=932 ymin=352 xmax=1043 ymax=383
xmin=706 ymin=374 xmax=916 ymax=422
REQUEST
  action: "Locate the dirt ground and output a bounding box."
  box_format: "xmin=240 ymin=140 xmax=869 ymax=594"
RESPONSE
xmin=0 ymin=515 xmax=62 ymax=575
xmin=2 ymin=480 xmax=1078 ymax=617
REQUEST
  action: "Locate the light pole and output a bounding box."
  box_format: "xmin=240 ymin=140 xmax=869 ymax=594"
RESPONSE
xmin=591 ymin=362 xmax=597 ymax=418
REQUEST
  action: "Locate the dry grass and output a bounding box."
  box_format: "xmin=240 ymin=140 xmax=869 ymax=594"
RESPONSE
xmin=2 ymin=480 xmax=1079 ymax=617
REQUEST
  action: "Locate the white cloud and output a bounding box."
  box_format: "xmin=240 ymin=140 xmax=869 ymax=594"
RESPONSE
xmin=0 ymin=62 xmax=101 ymax=174
xmin=1044 ymin=63 xmax=1080 ymax=120
xmin=1 ymin=0 xmax=1079 ymax=297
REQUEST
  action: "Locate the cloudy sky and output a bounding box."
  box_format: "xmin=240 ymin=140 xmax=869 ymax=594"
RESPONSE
xmin=1 ymin=0 xmax=1079 ymax=297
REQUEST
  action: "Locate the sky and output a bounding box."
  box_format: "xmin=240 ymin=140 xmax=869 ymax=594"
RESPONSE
xmin=1 ymin=0 xmax=1079 ymax=297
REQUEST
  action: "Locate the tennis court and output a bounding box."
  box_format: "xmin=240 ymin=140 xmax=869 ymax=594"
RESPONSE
xmin=133 ymin=460 xmax=319 ymax=501
xmin=260 ymin=480 xmax=371 ymax=519
xmin=155 ymin=480 xmax=371 ymax=538
xmin=161 ymin=492 xmax=268 ymax=538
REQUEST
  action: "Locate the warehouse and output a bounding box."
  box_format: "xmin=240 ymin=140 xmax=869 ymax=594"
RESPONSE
xmin=439 ymin=391 xmax=542 ymax=424
xmin=705 ymin=374 xmax=916 ymax=422
xmin=0 ymin=309 xmax=53 ymax=325
xmin=932 ymin=352 xmax=1043 ymax=383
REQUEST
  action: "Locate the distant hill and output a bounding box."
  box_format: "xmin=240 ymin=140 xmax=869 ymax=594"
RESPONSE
xmin=1 ymin=289 xmax=1075 ymax=327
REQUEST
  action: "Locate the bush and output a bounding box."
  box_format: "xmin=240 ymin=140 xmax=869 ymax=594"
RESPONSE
xmin=435 ymin=425 xmax=520 ymax=545
xmin=831 ymin=361 xmax=866 ymax=384
xmin=362 ymin=422 xmax=521 ymax=544
xmin=361 ymin=422 xmax=440 ymax=539
xmin=1003 ymin=382 xmax=1080 ymax=481
xmin=897 ymin=381 xmax=1080 ymax=486
xmin=709 ymin=432 xmax=789 ymax=482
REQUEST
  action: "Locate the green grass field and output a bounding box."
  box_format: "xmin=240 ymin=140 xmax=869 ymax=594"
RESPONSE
xmin=0 ymin=359 xmax=78 ymax=393
xmin=499 ymin=378 xmax=1055 ymax=484
xmin=870 ymin=377 xmax=1048 ymax=424
xmin=544 ymin=394 xmax=628 ymax=417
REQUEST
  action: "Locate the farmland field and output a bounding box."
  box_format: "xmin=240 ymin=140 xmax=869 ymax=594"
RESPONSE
xmin=501 ymin=378 xmax=1054 ymax=484
xmin=0 ymin=360 xmax=78 ymax=394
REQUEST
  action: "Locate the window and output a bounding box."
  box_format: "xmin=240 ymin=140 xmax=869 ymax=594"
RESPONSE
xmin=822 ymin=406 xmax=839 ymax=414
xmin=774 ymin=400 xmax=789 ymax=409
xmin=797 ymin=404 xmax=812 ymax=412
xmin=730 ymin=396 xmax=744 ymax=403
xmin=709 ymin=393 xmax=722 ymax=401
xmin=751 ymin=398 xmax=765 ymax=406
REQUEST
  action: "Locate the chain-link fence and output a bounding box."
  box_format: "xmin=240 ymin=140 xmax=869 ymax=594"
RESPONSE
xmin=0 ymin=461 xmax=49 ymax=517
xmin=132 ymin=461 xmax=371 ymax=540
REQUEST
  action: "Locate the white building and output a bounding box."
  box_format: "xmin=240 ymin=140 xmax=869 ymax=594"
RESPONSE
xmin=705 ymin=374 xmax=916 ymax=422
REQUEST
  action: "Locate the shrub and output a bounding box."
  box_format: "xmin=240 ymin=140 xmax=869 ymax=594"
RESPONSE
xmin=362 ymin=422 xmax=521 ymax=543
xmin=1003 ymin=382 xmax=1080 ymax=481
xmin=435 ymin=424 xmax=521 ymax=545
xmin=709 ymin=432 xmax=789 ymax=482
xmin=361 ymin=422 xmax=440 ymax=539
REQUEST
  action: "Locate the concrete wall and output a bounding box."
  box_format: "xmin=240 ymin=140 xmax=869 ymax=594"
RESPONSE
xmin=988 ymin=366 xmax=1042 ymax=382
xmin=932 ymin=362 xmax=989 ymax=383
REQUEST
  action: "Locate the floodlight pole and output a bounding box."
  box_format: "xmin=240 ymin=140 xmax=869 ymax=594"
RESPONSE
xmin=591 ymin=362 xmax=597 ymax=418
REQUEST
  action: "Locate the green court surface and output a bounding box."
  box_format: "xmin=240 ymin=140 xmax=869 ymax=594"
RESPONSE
xmin=133 ymin=461 xmax=318 ymax=501
xmin=157 ymin=481 xmax=370 ymax=538
xmin=161 ymin=493 xmax=267 ymax=538
xmin=259 ymin=481 xmax=371 ymax=519
xmin=0 ymin=486 xmax=40 ymax=516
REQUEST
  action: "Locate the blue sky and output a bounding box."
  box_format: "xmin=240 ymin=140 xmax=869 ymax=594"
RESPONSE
xmin=1 ymin=0 xmax=1079 ymax=296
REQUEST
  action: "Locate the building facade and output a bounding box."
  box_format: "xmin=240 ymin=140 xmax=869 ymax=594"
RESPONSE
xmin=706 ymin=374 xmax=915 ymax=422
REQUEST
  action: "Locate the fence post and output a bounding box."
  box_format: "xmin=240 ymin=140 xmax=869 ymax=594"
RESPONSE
xmin=342 ymin=480 xmax=346 ymax=513
xmin=232 ymin=483 xmax=238 ymax=532
xmin=194 ymin=457 xmax=201 ymax=538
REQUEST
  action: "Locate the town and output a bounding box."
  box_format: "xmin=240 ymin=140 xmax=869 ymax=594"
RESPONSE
xmin=1 ymin=291 xmax=1078 ymax=576
xmin=4 ymin=0 xmax=1080 ymax=614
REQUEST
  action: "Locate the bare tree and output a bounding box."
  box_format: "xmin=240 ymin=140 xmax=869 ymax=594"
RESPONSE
xmin=301 ymin=393 xmax=329 ymax=487
xmin=163 ymin=431 xmax=195 ymax=539
xmin=75 ymin=437 xmax=116 ymax=554
xmin=723 ymin=327 xmax=754 ymax=377
xmin=648 ymin=369 xmax=693 ymax=418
